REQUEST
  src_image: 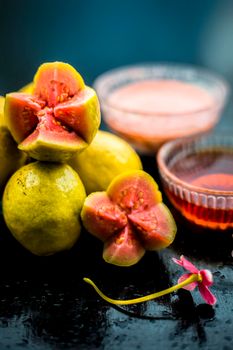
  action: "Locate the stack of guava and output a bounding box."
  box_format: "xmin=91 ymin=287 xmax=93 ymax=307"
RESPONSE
xmin=0 ymin=61 xmax=177 ymax=266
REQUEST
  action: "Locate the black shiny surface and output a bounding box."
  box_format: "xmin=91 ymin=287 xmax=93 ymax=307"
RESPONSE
xmin=0 ymin=154 xmax=232 ymax=350
xmin=1 ymin=1 xmax=233 ymax=348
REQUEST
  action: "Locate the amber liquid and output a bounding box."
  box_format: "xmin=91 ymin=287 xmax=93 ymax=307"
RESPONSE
xmin=167 ymin=149 xmax=233 ymax=229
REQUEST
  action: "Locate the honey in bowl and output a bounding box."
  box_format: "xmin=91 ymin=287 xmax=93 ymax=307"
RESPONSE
xmin=157 ymin=135 xmax=233 ymax=230
xmin=169 ymin=149 xmax=233 ymax=229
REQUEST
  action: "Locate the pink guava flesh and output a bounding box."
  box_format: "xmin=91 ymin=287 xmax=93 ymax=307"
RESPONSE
xmin=19 ymin=108 xmax=87 ymax=151
xmin=54 ymin=88 xmax=100 ymax=143
xmin=103 ymin=225 xmax=145 ymax=267
xmin=82 ymin=192 xmax=127 ymax=242
xmin=107 ymin=171 xmax=162 ymax=212
xmin=128 ymin=203 xmax=177 ymax=250
xmin=81 ymin=170 xmax=177 ymax=266
xmin=4 ymin=93 xmax=43 ymax=143
xmin=33 ymin=62 xmax=85 ymax=107
xmin=4 ymin=62 xmax=100 ymax=161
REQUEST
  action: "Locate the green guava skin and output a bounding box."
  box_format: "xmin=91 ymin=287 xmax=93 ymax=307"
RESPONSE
xmin=0 ymin=97 xmax=27 ymax=191
xmin=3 ymin=162 xmax=86 ymax=256
xmin=0 ymin=127 xmax=27 ymax=191
xmin=4 ymin=62 xmax=101 ymax=162
xmin=81 ymin=170 xmax=177 ymax=267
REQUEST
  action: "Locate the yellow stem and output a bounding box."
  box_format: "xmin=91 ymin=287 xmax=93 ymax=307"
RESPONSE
xmin=83 ymin=273 xmax=202 ymax=305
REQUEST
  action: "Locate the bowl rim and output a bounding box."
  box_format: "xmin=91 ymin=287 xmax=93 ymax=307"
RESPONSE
xmin=94 ymin=62 xmax=230 ymax=117
xmin=156 ymin=132 xmax=233 ymax=196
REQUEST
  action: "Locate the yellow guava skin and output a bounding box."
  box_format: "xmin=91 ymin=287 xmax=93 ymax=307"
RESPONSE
xmin=4 ymin=62 xmax=101 ymax=162
xmin=0 ymin=127 xmax=27 ymax=191
xmin=0 ymin=96 xmax=7 ymax=127
xmin=19 ymin=82 xmax=34 ymax=94
xmin=2 ymin=162 xmax=86 ymax=256
xmin=0 ymin=96 xmax=27 ymax=191
xmin=81 ymin=170 xmax=177 ymax=267
xmin=69 ymin=130 xmax=143 ymax=194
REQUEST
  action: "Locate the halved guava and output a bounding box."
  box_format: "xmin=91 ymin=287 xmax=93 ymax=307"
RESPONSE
xmin=81 ymin=170 xmax=177 ymax=266
xmin=128 ymin=203 xmax=177 ymax=250
xmin=4 ymin=62 xmax=100 ymax=161
xmin=103 ymin=225 xmax=145 ymax=267
xmin=82 ymin=192 xmax=127 ymax=242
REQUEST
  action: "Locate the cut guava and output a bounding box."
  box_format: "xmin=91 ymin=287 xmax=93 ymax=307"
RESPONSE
xmin=81 ymin=192 xmax=127 ymax=242
xmin=128 ymin=203 xmax=177 ymax=250
xmin=107 ymin=170 xmax=162 ymax=212
xmin=81 ymin=170 xmax=177 ymax=266
xmin=103 ymin=225 xmax=145 ymax=267
xmin=4 ymin=62 xmax=100 ymax=161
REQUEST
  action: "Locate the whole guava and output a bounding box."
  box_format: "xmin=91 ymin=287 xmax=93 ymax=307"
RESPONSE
xmin=0 ymin=127 xmax=27 ymax=191
xmin=68 ymin=130 xmax=142 ymax=194
xmin=3 ymin=162 xmax=86 ymax=255
xmin=0 ymin=96 xmax=27 ymax=191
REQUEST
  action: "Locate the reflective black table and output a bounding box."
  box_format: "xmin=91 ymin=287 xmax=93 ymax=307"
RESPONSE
xmin=0 ymin=154 xmax=232 ymax=350
xmin=0 ymin=100 xmax=233 ymax=350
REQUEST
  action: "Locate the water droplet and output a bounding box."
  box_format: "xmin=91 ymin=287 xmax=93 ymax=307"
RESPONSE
xmin=213 ymin=271 xmax=221 ymax=277
xmin=171 ymin=342 xmax=178 ymax=348
xmin=224 ymin=336 xmax=232 ymax=341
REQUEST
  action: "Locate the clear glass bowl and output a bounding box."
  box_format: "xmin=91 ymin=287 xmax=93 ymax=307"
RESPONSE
xmin=94 ymin=64 xmax=229 ymax=154
xmin=157 ymin=133 xmax=233 ymax=230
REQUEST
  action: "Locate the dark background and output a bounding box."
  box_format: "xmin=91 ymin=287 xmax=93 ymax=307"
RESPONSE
xmin=0 ymin=0 xmax=233 ymax=89
xmin=1 ymin=0 xmax=233 ymax=128
xmin=0 ymin=1 xmax=232 ymax=350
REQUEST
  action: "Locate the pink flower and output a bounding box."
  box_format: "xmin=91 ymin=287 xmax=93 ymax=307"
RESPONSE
xmin=172 ymin=255 xmax=217 ymax=305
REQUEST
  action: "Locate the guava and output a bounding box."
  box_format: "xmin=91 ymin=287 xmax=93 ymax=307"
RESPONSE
xmin=81 ymin=170 xmax=177 ymax=266
xmin=0 ymin=96 xmax=6 ymax=126
xmin=0 ymin=127 xmax=28 ymax=191
xmin=19 ymin=82 xmax=34 ymax=94
xmin=68 ymin=130 xmax=143 ymax=194
xmin=0 ymin=96 xmax=27 ymax=191
xmin=4 ymin=62 xmax=100 ymax=162
xmin=3 ymin=162 xmax=86 ymax=256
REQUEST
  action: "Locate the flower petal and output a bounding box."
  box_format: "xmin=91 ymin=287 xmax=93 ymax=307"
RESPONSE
xmin=178 ymin=273 xmax=198 ymax=291
xmin=180 ymin=256 xmax=199 ymax=273
xmin=200 ymin=269 xmax=214 ymax=287
xmin=198 ymin=284 xmax=217 ymax=305
xmin=172 ymin=255 xmax=199 ymax=274
xmin=172 ymin=257 xmax=184 ymax=267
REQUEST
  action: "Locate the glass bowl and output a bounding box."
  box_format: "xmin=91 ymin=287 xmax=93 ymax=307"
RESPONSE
xmin=94 ymin=63 xmax=229 ymax=154
xmin=157 ymin=133 xmax=233 ymax=230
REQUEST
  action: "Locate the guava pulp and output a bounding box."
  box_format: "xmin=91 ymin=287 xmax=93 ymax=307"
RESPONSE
xmin=4 ymin=62 xmax=100 ymax=161
xmin=108 ymin=80 xmax=214 ymax=115
xmin=105 ymin=80 xmax=216 ymax=153
xmin=81 ymin=170 xmax=177 ymax=266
